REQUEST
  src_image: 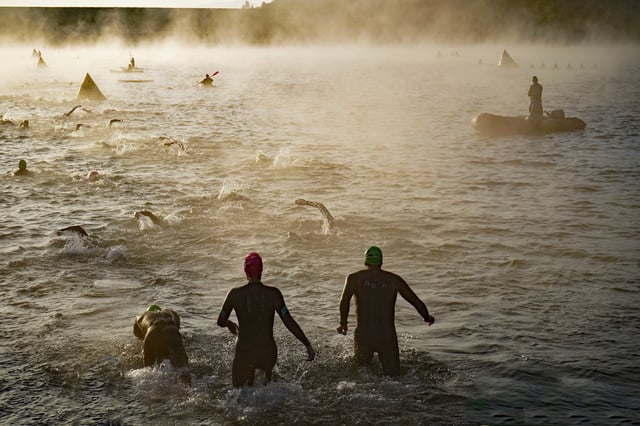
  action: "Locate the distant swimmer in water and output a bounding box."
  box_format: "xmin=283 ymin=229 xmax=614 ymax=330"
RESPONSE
xmin=14 ymin=159 xmax=31 ymax=176
xmin=57 ymin=225 xmax=89 ymax=238
xmin=134 ymin=210 xmax=163 ymax=226
xmin=160 ymin=136 xmax=185 ymax=151
xmin=337 ymin=246 xmax=435 ymax=376
xmin=200 ymin=74 xmax=213 ymax=86
xmin=295 ymin=198 xmax=335 ymax=229
xmin=64 ymin=105 xmax=82 ymax=117
xmin=2 ymin=119 xmax=29 ymax=128
xmin=133 ymin=304 xmax=191 ymax=384
xmin=63 ymin=105 xmax=91 ymax=118
xmin=217 ymin=252 xmax=315 ymax=387
xmin=108 ymin=118 xmax=122 ymax=127
xmin=86 ymin=170 xmax=100 ymax=180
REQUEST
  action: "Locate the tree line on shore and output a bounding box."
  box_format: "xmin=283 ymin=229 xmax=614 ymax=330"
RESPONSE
xmin=0 ymin=0 xmax=638 ymax=45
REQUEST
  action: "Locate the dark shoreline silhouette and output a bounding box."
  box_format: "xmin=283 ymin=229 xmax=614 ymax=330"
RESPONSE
xmin=1 ymin=0 xmax=639 ymax=45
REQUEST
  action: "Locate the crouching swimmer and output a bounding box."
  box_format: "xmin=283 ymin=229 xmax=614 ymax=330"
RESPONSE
xmin=133 ymin=304 xmax=190 ymax=384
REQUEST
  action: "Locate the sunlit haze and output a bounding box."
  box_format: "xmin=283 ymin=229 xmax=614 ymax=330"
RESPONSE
xmin=1 ymin=0 xmax=639 ymax=425
xmin=0 ymin=0 xmax=269 ymax=7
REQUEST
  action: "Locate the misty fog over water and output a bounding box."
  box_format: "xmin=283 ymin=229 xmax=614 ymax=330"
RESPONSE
xmin=1 ymin=0 xmax=639 ymax=46
xmin=1 ymin=1 xmax=639 ymax=424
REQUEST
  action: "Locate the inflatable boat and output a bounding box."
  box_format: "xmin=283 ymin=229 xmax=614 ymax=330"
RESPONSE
xmin=472 ymin=110 xmax=586 ymax=136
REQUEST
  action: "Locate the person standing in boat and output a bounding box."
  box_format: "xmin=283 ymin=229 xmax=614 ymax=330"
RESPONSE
xmin=528 ymin=75 xmax=543 ymax=120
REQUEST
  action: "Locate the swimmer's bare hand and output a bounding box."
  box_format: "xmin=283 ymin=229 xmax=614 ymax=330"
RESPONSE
xmin=336 ymin=324 xmax=347 ymax=335
xmin=306 ymin=344 xmax=316 ymax=361
xmin=425 ymin=315 xmax=435 ymax=326
xmin=227 ymin=320 xmax=238 ymax=335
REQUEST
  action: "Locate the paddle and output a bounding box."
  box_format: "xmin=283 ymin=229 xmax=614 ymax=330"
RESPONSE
xmin=211 ymin=70 xmax=220 ymax=77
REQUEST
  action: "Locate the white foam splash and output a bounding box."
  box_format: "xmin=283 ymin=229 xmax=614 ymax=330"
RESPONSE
xmin=126 ymin=362 xmax=189 ymax=398
xmin=217 ymin=178 xmax=247 ymax=200
xmin=224 ymin=381 xmax=305 ymax=418
xmin=271 ymin=147 xmax=301 ymax=169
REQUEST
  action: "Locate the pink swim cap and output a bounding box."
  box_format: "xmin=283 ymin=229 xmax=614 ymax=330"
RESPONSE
xmin=244 ymin=252 xmax=263 ymax=277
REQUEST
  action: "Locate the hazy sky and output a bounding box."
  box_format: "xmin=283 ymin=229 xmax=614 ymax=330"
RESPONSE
xmin=0 ymin=0 xmax=271 ymax=7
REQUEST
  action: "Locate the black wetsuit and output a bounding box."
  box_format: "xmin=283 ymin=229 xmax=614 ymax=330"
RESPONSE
xmin=339 ymin=268 xmax=430 ymax=376
xmin=528 ymin=82 xmax=543 ymax=119
xmin=133 ymin=309 xmax=189 ymax=369
xmin=217 ymin=281 xmax=311 ymax=387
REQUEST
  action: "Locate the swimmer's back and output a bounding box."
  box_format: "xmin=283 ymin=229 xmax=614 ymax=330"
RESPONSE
xmin=347 ymin=268 xmax=406 ymax=337
xmin=225 ymin=282 xmax=284 ymax=342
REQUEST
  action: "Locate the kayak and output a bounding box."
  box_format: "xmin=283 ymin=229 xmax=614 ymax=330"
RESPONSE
xmin=110 ymin=67 xmax=144 ymax=73
xmin=472 ymin=111 xmax=586 ymax=136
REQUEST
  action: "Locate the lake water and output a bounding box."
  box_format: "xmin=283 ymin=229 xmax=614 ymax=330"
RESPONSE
xmin=1 ymin=43 xmax=639 ymax=425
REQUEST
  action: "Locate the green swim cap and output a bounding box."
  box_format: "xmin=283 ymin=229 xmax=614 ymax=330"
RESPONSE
xmin=364 ymin=246 xmax=383 ymax=266
xmin=18 ymin=159 xmax=27 ymax=170
xmin=147 ymin=304 xmax=161 ymax=312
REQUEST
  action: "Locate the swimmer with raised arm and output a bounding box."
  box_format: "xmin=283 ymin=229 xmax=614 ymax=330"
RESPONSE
xmin=295 ymin=198 xmax=335 ymax=228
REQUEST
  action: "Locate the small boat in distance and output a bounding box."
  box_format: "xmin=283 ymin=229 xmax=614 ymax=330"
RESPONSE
xmin=110 ymin=67 xmax=144 ymax=73
xmin=118 ymin=79 xmax=153 ymax=83
xmin=111 ymin=56 xmax=144 ymax=73
xmin=472 ymin=110 xmax=586 ymax=136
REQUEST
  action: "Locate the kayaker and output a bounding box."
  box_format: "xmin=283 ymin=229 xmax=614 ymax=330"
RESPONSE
xmin=201 ymin=73 xmax=213 ymax=86
xmin=528 ymin=75 xmax=543 ymax=120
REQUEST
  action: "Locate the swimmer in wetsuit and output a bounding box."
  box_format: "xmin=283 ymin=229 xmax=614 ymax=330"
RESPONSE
xmin=337 ymin=246 xmax=435 ymax=376
xmin=14 ymin=159 xmax=31 ymax=176
xmin=217 ymin=252 xmax=315 ymax=387
xmin=133 ymin=305 xmax=190 ymax=383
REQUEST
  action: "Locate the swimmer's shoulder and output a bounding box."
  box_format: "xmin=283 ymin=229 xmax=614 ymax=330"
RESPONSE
xmin=252 ymin=282 xmax=283 ymax=302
